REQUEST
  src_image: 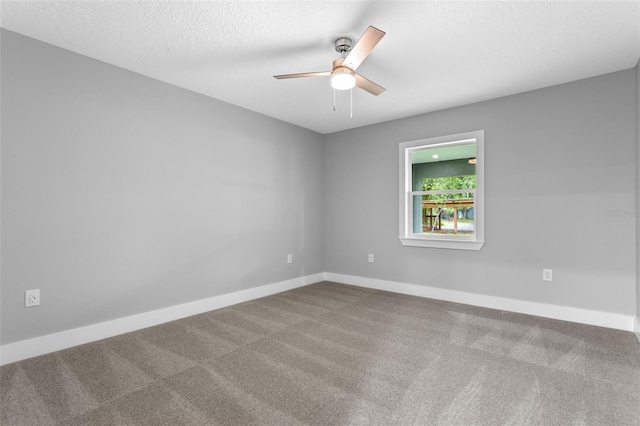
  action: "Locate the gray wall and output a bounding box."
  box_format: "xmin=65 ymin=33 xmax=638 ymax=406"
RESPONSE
xmin=324 ymin=69 xmax=637 ymax=316
xmin=1 ymin=28 xmax=638 ymax=347
xmin=0 ymin=30 xmax=324 ymax=345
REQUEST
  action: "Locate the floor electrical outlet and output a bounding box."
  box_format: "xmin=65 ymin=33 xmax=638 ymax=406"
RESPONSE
xmin=25 ymin=289 xmax=40 ymax=307
xmin=543 ymin=269 xmax=552 ymax=282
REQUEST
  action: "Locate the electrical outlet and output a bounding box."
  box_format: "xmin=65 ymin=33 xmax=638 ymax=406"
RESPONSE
xmin=287 ymin=254 xmax=293 ymax=264
xmin=543 ymin=269 xmax=552 ymax=282
xmin=25 ymin=289 xmax=40 ymax=307
xmin=368 ymin=254 xmax=374 ymax=263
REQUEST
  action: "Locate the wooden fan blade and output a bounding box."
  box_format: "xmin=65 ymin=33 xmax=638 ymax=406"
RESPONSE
xmin=274 ymin=71 xmax=331 ymax=79
xmin=342 ymin=26 xmax=385 ymax=70
xmin=355 ymin=73 xmax=385 ymax=96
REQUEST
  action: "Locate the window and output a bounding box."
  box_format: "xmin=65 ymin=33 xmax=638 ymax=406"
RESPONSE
xmin=399 ymin=130 xmax=484 ymax=250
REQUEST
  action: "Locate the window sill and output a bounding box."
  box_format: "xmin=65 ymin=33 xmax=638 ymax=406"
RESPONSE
xmin=399 ymin=237 xmax=484 ymax=251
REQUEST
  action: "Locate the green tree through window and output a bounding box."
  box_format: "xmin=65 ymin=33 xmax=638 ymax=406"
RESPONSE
xmin=422 ymin=175 xmax=475 ymax=195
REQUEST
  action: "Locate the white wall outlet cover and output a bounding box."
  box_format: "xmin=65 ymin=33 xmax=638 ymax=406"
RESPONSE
xmin=25 ymin=289 xmax=40 ymax=307
xmin=543 ymin=269 xmax=552 ymax=281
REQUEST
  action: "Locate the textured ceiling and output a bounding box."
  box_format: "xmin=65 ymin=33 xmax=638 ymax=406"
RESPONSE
xmin=1 ymin=1 xmax=639 ymax=134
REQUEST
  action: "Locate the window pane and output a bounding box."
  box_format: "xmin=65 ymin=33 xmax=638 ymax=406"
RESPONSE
xmin=412 ymin=193 xmax=475 ymax=236
xmin=421 ymin=175 xmax=476 ymax=191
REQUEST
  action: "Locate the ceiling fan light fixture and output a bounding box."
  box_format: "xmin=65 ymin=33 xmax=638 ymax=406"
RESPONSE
xmin=331 ymin=67 xmax=356 ymax=90
xmin=274 ymin=26 xmax=385 ymax=97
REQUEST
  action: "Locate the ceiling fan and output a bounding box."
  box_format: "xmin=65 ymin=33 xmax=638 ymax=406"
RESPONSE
xmin=274 ymin=26 xmax=386 ymax=96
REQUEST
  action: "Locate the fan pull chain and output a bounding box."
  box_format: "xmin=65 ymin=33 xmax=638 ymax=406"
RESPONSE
xmin=350 ymin=88 xmax=353 ymax=119
xmin=333 ymin=88 xmax=336 ymax=112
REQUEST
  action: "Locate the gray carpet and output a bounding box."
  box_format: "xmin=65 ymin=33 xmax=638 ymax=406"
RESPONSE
xmin=1 ymin=281 xmax=639 ymax=425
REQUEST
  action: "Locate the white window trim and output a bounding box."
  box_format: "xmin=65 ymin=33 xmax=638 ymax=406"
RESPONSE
xmin=399 ymin=130 xmax=484 ymax=250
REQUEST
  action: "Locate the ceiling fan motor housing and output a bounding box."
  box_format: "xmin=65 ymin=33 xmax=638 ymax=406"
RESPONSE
xmin=332 ymin=57 xmax=346 ymax=69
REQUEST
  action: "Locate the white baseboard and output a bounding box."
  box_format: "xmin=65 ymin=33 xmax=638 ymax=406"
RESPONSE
xmin=2 ymin=272 xmax=635 ymax=366
xmin=324 ymin=273 xmax=636 ymax=332
xmin=0 ymin=273 xmax=324 ymax=366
